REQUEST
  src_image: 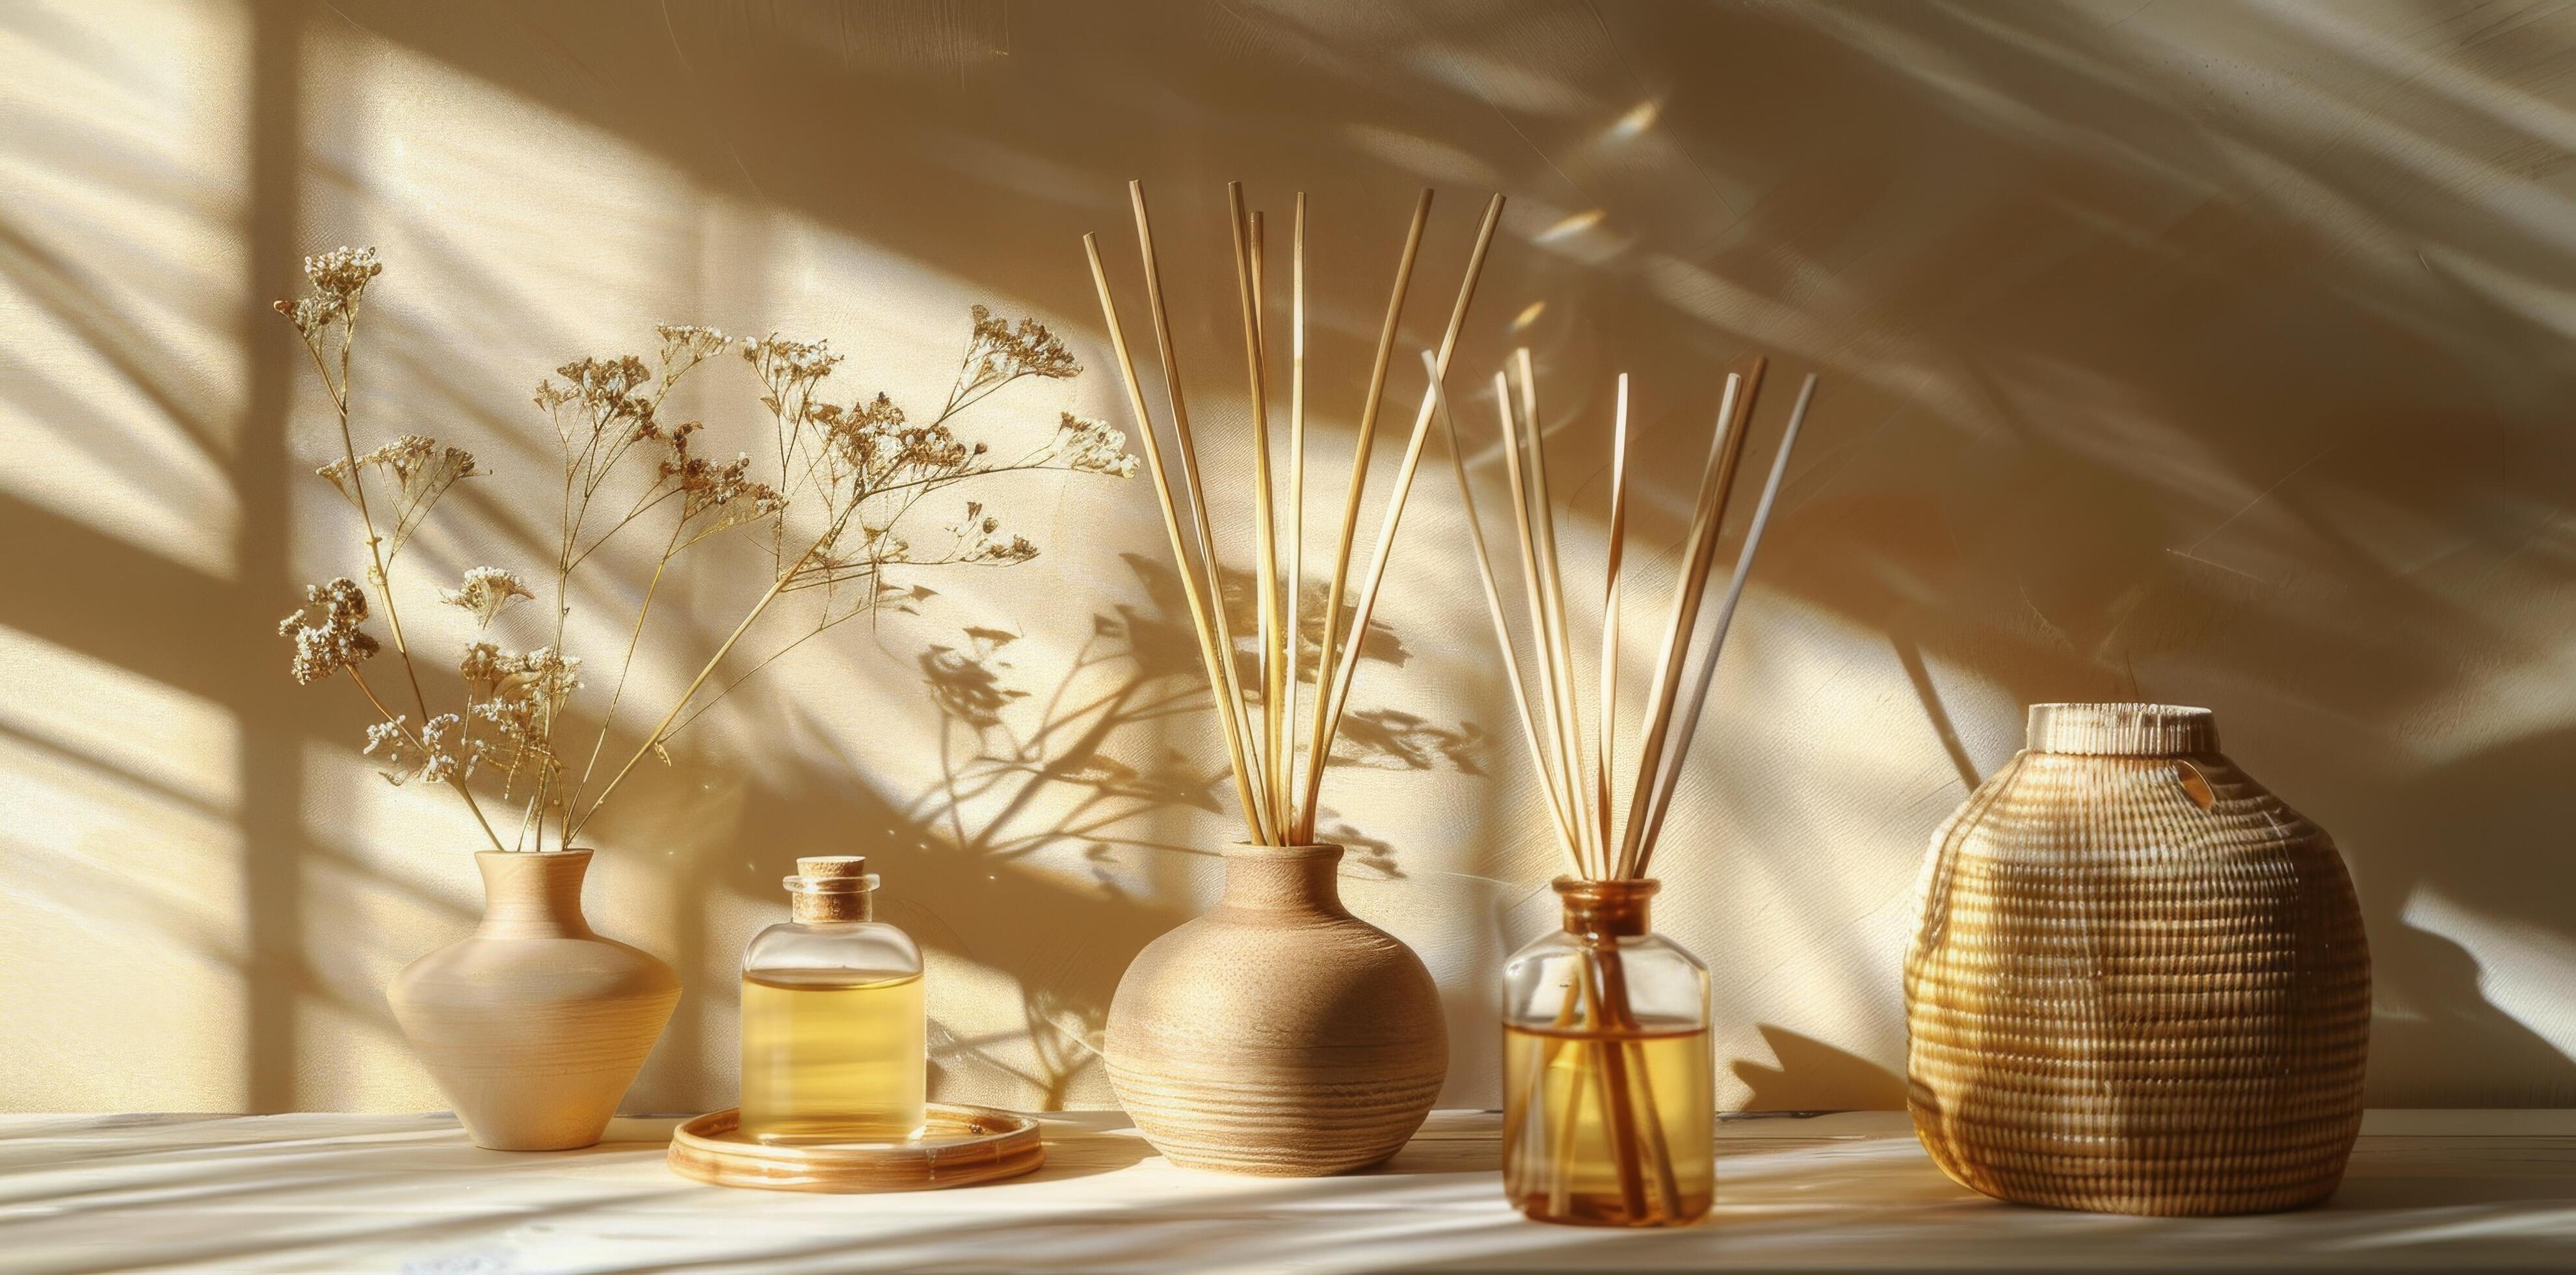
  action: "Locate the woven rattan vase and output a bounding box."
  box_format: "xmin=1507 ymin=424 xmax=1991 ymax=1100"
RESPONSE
xmin=1904 ymin=703 xmax=2370 ymax=1216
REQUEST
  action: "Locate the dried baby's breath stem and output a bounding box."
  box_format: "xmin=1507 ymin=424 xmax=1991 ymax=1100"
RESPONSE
xmin=570 ymin=543 xmax=813 ymax=842
xmin=278 ymin=249 xmax=1119 ymax=854
xmin=564 ymin=353 xmax=1108 ymax=850
xmin=561 ymin=517 xmax=689 ymax=822
xmin=347 ymin=665 xmax=504 ymax=850
xmin=298 ymin=282 xmax=506 ymax=853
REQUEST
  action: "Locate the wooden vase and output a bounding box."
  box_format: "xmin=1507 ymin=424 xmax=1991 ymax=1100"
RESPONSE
xmin=388 ymin=850 xmax=680 ymax=1151
xmin=1106 ymin=842 xmax=1447 ymax=1175
xmin=1905 ymin=703 xmax=2372 ymax=1215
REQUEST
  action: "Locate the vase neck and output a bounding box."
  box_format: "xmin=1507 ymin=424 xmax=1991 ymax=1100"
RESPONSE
xmin=1557 ymin=877 xmax=1656 ymax=939
xmin=1217 ymin=844 xmax=1348 ymax=916
xmin=474 ymin=850 xmax=597 ymax=939
xmin=2026 ymin=703 xmax=2216 ymax=756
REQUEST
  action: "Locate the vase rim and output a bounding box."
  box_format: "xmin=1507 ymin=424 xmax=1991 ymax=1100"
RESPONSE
xmin=1223 ymin=841 xmax=1342 ymax=858
xmin=474 ymin=847 xmax=593 ymax=857
xmin=2026 ymin=703 xmax=2216 ymax=757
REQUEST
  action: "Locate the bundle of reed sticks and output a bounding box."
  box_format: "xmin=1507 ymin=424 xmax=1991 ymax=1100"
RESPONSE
xmin=1430 ymin=352 xmax=1817 ymax=883
xmin=1083 ymin=181 xmax=1503 ymax=846
xmin=1427 ymin=345 xmax=1817 ymax=1225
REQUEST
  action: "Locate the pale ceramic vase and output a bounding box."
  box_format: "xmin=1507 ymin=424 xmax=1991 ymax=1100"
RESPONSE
xmin=1106 ymin=843 xmax=1448 ymax=1175
xmin=389 ymin=850 xmax=680 ymax=1151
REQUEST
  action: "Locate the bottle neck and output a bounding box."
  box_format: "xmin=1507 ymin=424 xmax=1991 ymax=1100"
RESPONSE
xmin=788 ymin=884 xmax=873 ymax=924
xmin=1556 ymin=877 xmax=1656 ymax=939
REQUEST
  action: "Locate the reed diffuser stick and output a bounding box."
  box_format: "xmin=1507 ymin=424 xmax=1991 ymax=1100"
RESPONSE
xmin=1615 ymin=359 xmax=1764 ymax=878
xmin=1130 ymin=182 xmax=1277 ymax=840
xmin=1597 ymin=374 xmax=1630 ymax=872
xmin=1493 ymin=371 xmax=1589 ymax=876
xmin=1083 ymin=233 xmax=1266 ymax=844
xmin=1634 ymin=373 xmax=1816 ymax=878
xmin=1299 ymin=192 xmax=1433 ymax=840
xmin=1298 ymin=195 xmax=1505 ymax=841
xmin=1428 ymin=363 xmax=1579 ymax=859
xmin=1513 ymin=349 xmax=1598 ymax=870
xmin=1228 ymin=185 xmax=1287 ymax=839
xmin=1283 ymin=195 xmax=1307 ymax=822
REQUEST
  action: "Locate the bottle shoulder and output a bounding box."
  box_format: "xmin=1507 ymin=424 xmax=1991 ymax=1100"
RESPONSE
xmin=1504 ymin=929 xmax=1705 ymax=971
xmin=1501 ymin=930 xmax=1708 ymax=1030
xmin=744 ymin=919 xmax=923 ymax=980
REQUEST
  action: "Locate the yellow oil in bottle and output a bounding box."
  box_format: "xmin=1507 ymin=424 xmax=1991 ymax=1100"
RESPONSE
xmin=1503 ymin=1020 xmax=1714 ymax=1226
xmin=739 ymin=969 xmax=927 ymax=1142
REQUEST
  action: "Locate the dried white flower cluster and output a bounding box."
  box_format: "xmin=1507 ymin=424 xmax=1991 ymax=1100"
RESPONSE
xmin=741 ymin=334 xmax=843 ymax=404
xmin=950 ymin=501 xmax=1040 ymax=565
xmin=272 ymin=247 xmax=382 ymax=337
xmin=1052 ymin=412 xmax=1139 ymax=478
xmin=659 ymin=422 xmax=785 ymax=538
xmin=959 ymin=304 xmax=1080 ymax=404
xmin=317 ymin=435 xmax=483 ymax=559
xmin=440 ymin=567 xmax=534 ymax=628
xmin=365 ymin=712 xmax=475 ymax=786
xmin=278 ymin=578 xmax=379 ymax=685
xmin=457 ymin=643 xmax=583 ymax=799
xmin=654 ymin=323 xmax=730 ymax=375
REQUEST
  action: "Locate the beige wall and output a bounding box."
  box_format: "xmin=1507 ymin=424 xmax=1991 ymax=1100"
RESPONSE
xmin=8 ymin=0 xmax=2576 ymax=1116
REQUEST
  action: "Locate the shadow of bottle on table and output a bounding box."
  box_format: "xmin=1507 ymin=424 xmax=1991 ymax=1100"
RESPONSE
xmin=1733 ymin=1024 xmax=1908 ymax=1114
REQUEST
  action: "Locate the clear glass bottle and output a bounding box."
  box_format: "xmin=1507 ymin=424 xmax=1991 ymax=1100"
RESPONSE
xmin=1502 ymin=878 xmax=1714 ymax=1226
xmin=739 ymin=855 xmax=926 ymax=1142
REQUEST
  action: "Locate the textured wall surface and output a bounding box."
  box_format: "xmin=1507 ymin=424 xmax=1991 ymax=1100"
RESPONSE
xmin=8 ymin=0 xmax=2576 ymax=1116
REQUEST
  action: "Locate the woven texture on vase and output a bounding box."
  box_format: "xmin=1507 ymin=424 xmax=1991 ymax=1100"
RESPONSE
xmin=1904 ymin=704 xmax=2371 ymax=1216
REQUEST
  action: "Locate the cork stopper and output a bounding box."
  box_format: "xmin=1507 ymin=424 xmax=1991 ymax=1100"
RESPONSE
xmin=785 ymin=856 xmax=876 ymax=923
xmin=2026 ymin=703 xmax=2216 ymax=757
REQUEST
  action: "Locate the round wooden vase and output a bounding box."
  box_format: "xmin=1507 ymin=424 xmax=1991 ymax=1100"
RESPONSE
xmin=389 ymin=850 xmax=680 ymax=1151
xmin=1106 ymin=842 xmax=1447 ymax=1175
xmin=1905 ymin=704 xmax=2371 ymax=1216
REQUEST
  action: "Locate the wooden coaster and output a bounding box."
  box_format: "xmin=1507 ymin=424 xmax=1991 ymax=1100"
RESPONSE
xmin=667 ymin=1105 xmax=1046 ymax=1193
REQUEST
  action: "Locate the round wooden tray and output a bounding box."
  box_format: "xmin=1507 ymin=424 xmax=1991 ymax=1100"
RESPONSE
xmin=667 ymin=1105 xmax=1045 ymax=1193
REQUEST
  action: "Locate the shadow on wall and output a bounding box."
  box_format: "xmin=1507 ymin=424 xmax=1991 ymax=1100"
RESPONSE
xmin=574 ymin=549 xmax=1482 ymax=1114
xmin=10 ymin=0 xmax=2576 ymax=1112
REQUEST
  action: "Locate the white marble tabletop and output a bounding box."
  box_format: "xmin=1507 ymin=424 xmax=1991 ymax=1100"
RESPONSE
xmin=3 ymin=1109 xmax=2572 ymax=1272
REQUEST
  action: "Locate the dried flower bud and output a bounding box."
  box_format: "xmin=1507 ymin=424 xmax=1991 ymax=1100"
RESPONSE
xmin=1052 ymin=413 xmax=1139 ymax=478
xmin=440 ymin=567 xmax=535 ymax=628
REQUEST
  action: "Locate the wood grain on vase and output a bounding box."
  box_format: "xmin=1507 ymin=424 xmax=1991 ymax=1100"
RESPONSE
xmin=1106 ymin=843 xmax=1447 ymax=1175
xmin=388 ymin=850 xmax=680 ymax=1151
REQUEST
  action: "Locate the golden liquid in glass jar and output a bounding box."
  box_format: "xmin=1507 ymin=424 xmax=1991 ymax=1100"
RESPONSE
xmin=1502 ymin=1020 xmax=1714 ymax=1226
xmin=739 ymin=969 xmax=926 ymax=1142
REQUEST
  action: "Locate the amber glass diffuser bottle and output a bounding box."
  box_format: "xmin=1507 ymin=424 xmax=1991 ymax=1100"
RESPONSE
xmin=739 ymin=856 xmax=926 ymax=1142
xmin=1502 ymin=878 xmax=1714 ymax=1226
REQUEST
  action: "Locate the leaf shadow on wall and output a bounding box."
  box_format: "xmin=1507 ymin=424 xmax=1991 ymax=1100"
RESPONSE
xmin=593 ymin=549 xmax=1483 ymax=1114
